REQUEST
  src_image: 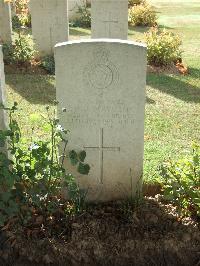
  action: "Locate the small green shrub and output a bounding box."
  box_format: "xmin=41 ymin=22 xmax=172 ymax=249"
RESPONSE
xmin=12 ymin=14 xmax=31 ymax=29
xmin=18 ymin=13 xmax=31 ymax=28
xmin=12 ymin=15 xmax=22 ymax=29
xmin=73 ymin=2 xmax=91 ymax=28
xmin=160 ymin=143 xmax=200 ymax=217
xmin=145 ymin=27 xmax=182 ymax=66
xmin=3 ymin=31 xmax=35 ymax=65
xmin=12 ymin=0 xmax=31 ymax=29
xmin=13 ymin=32 xmax=35 ymax=64
xmin=40 ymin=55 xmax=55 ymax=75
xmin=128 ymin=0 xmax=145 ymax=8
xmin=0 ymin=102 xmax=90 ymax=225
xmin=129 ymin=2 xmax=157 ymax=26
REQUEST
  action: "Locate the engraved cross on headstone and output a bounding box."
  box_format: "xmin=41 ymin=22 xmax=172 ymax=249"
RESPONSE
xmin=102 ymin=12 xmax=118 ymax=37
xmin=84 ymin=128 xmax=120 ymax=184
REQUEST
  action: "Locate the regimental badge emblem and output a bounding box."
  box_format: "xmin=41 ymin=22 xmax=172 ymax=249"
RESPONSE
xmin=83 ymin=47 xmax=119 ymax=90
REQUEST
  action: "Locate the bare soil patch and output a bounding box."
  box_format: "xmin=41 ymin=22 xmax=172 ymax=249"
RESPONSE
xmin=4 ymin=61 xmax=47 ymax=75
xmin=147 ymin=62 xmax=189 ymax=75
xmin=0 ymin=196 xmax=199 ymax=266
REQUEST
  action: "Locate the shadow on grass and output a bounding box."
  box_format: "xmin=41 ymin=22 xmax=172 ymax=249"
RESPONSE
xmin=146 ymin=97 xmax=155 ymax=104
xmin=159 ymin=24 xmax=174 ymax=30
xmin=128 ymin=25 xmax=149 ymax=35
xmin=69 ymin=27 xmax=91 ymax=36
xmin=189 ymin=67 xmax=200 ymax=79
xmin=147 ymin=70 xmax=200 ymax=103
xmin=128 ymin=25 xmax=174 ymax=38
xmin=6 ymin=74 xmax=56 ymax=105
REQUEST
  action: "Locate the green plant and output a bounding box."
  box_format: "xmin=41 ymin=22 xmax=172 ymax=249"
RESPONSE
xmin=12 ymin=14 xmax=31 ymax=29
xmin=18 ymin=13 xmax=31 ymax=28
xmin=40 ymin=55 xmax=55 ymax=75
xmin=3 ymin=31 xmax=35 ymax=65
xmin=14 ymin=0 xmax=29 ymax=14
xmin=12 ymin=15 xmax=22 ymax=29
xmin=13 ymin=31 xmax=35 ymax=64
xmin=129 ymin=2 xmax=157 ymax=26
xmin=145 ymin=27 xmax=182 ymax=66
xmin=73 ymin=1 xmax=91 ymax=28
xmin=128 ymin=0 xmax=145 ymax=8
xmin=12 ymin=0 xmax=31 ymax=28
xmin=0 ymin=102 xmax=90 ymax=225
xmin=2 ymin=43 xmax=13 ymax=64
xmin=160 ymin=143 xmax=200 ymax=217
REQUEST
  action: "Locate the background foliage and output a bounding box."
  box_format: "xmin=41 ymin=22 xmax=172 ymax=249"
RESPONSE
xmin=145 ymin=27 xmax=182 ymax=66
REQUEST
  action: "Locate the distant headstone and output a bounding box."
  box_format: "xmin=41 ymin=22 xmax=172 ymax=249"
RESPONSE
xmin=30 ymin=0 xmax=69 ymax=55
xmin=55 ymin=39 xmax=146 ymax=202
xmin=91 ymin=0 xmax=128 ymax=39
xmin=0 ymin=45 xmax=7 ymax=153
xmin=68 ymin=0 xmax=85 ymax=20
xmin=0 ymin=0 xmax=12 ymax=44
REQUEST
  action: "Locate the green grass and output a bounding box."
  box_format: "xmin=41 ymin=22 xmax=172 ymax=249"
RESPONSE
xmin=5 ymin=0 xmax=200 ymax=184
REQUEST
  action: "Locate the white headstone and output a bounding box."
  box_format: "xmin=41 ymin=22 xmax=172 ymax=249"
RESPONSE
xmin=91 ymin=0 xmax=128 ymax=39
xmin=30 ymin=0 xmax=69 ymax=55
xmin=0 ymin=0 xmax=12 ymax=44
xmin=0 ymin=45 xmax=7 ymax=153
xmin=55 ymin=39 xmax=146 ymax=202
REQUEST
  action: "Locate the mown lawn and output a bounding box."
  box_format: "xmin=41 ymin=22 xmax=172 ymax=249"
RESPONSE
xmin=5 ymin=0 xmax=200 ymax=184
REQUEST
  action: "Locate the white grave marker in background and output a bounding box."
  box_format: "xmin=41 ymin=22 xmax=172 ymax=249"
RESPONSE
xmin=30 ymin=0 xmax=69 ymax=55
xmin=55 ymin=39 xmax=146 ymax=202
xmin=0 ymin=0 xmax=12 ymax=44
xmin=91 ymin=0 xmax=128 ymax=39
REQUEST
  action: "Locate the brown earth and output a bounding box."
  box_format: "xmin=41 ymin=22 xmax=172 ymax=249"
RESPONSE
xmin=4 ymin=61 xmax=188 ymax=76
xmin=147 ymin=62 xmax=189 ymax=75
xmin=0 ymin=196 xmax=199 ymax=266
xmin=4 ymin=63 xmax=47 ymax=75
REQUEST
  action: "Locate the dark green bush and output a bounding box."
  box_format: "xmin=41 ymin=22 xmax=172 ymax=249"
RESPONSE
xmin=3 ymin=32 xmax=35 ymax=65
xmin=12 ymin=14 xmax=31 ymax=29
xmin=12 ymin=15 xmax=22 ymax=30
xmin=160 ymin=143 xmax=200 ymax=217
xmin=40 ymin=55 xmax=55 ymax=75
xmin=72 ymin=3 xmax=91 ymax=28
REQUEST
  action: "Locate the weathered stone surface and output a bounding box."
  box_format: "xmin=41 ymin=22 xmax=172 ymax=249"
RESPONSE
xmin=55 ymin=39 xmax=146 ymax=202
xmin=69 ymin=0 xmax=84 ymax=20
xmin=0 ymin=0 xmax=12 ymax=44
xmin=30 ymin=0 xmax=69 ymax=55
xmin=91 ymin=0 xmax=128 ymax=39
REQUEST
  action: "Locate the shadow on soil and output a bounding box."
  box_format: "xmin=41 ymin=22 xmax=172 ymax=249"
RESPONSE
xmin=0 ymin=197 xmax=199 ymax=266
